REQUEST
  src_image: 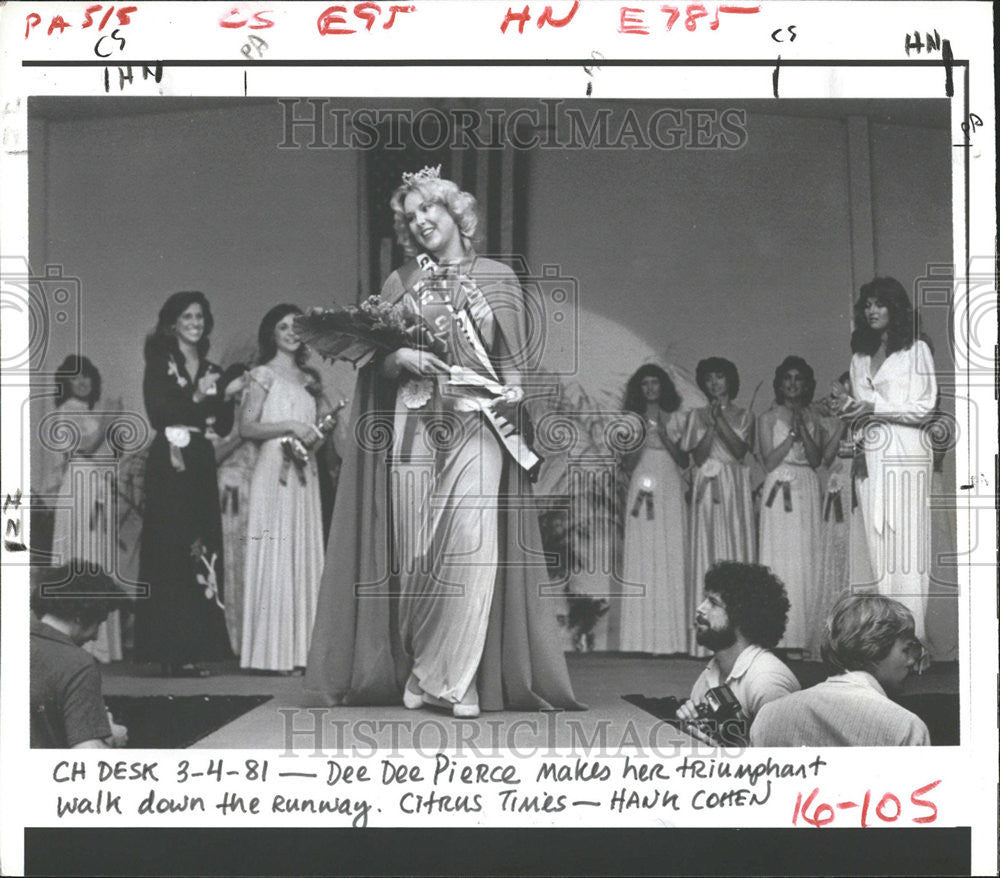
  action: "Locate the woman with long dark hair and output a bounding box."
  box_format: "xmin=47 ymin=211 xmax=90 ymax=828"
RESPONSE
xmin=305 ymin=167 xmax=581 ymax=716
xmin=681 ymin=357 xmax=755 ymax=654
xmin=48 ymin=355 xmax=123 ymax=662
xmin=239 ymin=305 xmax=329 ymax=672
xmin=839 ymin=277 xmax=936 ymax=639
xmin=134 ymin=291 xmax=233 ymax=676
xmin=617 ymin=364 xmax=689 ymax=654
xmin=757 ymin=355 xmax=824 ymax=652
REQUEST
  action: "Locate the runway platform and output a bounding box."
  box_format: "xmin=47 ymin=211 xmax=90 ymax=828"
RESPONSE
xmin=100 ymin=653 xmax=960 ymax=751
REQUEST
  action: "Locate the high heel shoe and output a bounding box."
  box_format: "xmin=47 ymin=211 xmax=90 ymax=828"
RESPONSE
xmin=403 ymin=674 xmax=423 ymax=709
xmin=452 ymin=688 xmax=480 ymax=718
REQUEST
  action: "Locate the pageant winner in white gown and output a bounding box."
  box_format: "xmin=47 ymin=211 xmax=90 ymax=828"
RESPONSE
xmin=841 ymin=278 xmax=937 ymax=641
xmin=305 ymin=168 xmax=582 ymax=717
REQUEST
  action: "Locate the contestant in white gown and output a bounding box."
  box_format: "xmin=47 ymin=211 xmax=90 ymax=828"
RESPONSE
xmin=211 ymin=364 xmax=256 ymax=655
xmin=618 ymin=365 xmax=689 ymax=655
xmin=843 ymin=278 xmax=937 ymax=641
xmin=757 ymin=356 xmax=824 ymax=652
xmin=240 ymin=306 xmax=328 ymax=671
xmin=682 ymin=357 xmax=756 ymax=655
xmin=49 ymin=356 xmax=123 ymax=662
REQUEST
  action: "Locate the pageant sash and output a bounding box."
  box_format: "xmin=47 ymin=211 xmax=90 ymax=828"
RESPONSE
xmin=410 ymin=253 xmax=542 ymax=479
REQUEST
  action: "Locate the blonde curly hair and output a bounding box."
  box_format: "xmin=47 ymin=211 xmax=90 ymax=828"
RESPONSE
xmin=389 ymin=175 xmax=480 ymax=257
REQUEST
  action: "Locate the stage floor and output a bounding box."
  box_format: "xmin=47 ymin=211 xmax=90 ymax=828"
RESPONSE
xmin=99 ymin=653 xmax=960 ymax=751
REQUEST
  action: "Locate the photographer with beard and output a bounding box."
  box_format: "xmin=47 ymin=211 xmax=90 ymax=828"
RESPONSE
xmin=677 ymin=562 xmax=800 ymax=741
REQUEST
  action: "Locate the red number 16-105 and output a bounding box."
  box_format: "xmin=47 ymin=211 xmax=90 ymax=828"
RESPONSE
xmin=793 ymin=780 xmax=941 ymax=828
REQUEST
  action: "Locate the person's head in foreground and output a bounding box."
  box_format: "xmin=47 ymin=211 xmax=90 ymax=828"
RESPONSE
xmin=695 ymin=561 xmax=789 ymax=652
xmin=679 ymin=563 xmax=799 ymax=741
xmin=821 ymin=593 xmax=926 ymax=695
xmin=748 ymin=593 xmax=931 ymax=747
xmin=31 ymin=564 xmax=125 ymax=645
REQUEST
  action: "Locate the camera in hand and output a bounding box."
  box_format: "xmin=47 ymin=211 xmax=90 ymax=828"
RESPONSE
xmin=688 ymin=684 xmax=749 ymax=745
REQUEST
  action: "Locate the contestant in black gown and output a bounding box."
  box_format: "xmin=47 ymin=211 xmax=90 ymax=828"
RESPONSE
xmin=134 ymin=291 xmax=234 ymax=676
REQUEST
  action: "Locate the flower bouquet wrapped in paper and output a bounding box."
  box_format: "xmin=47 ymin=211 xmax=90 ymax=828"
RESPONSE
xmin=295 ymin=296 xmax=524 ymax=408
xmin=297 ymin=292 xmax=536 ymax=475
xmin=294 ymin=295 xmax=447 ymax=368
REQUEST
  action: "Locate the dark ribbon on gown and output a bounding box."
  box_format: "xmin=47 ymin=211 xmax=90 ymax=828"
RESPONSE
xmin=630 ymin=489 xmax=654 ymax=520
xmin=765 ymin=479 xmax=793 ymax=512
xmin=221 ymin=485 xmax=240 ymax=515
xmin=823 ymin=490 xmax=844 ymax=522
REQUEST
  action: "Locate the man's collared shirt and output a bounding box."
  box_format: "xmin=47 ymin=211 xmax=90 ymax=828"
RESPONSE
xmin=689 ymin=644 xmax=801 ymax=723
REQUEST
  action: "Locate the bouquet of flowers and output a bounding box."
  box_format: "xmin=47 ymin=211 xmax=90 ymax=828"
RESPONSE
xmin=296 ymin=294 xmax=524 ymax=414
xmin=294 ymin=295 xmax=447 ymax=368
